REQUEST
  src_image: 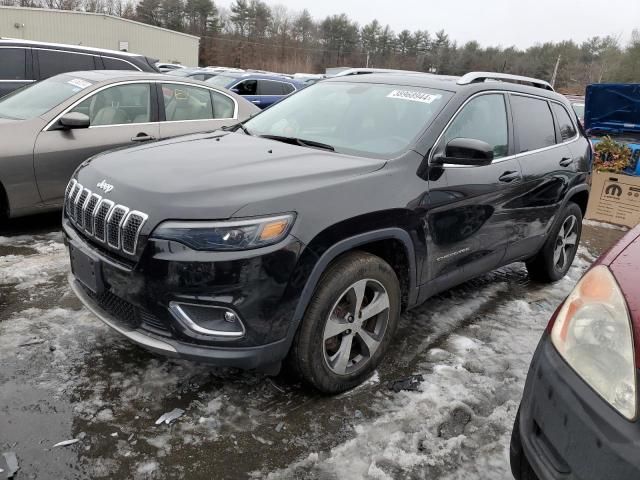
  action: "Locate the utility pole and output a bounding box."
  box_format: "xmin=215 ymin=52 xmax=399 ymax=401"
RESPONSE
xmin=550 ymin=54 xmax=561 ymax=88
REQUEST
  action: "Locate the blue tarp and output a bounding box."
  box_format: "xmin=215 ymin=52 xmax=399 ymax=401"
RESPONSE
xmin=586 ymin=83 xmax=640 ymax=176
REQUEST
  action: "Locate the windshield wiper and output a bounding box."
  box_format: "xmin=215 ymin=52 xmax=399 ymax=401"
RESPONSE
xmin=259 ymin=135 xmax=335 ymax=152
xmin=221 ymin=122 xmax=252 ymax=136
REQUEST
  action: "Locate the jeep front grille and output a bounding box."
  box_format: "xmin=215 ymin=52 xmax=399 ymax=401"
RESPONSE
xmin=65 ymin=179 xmax=148 ymax=255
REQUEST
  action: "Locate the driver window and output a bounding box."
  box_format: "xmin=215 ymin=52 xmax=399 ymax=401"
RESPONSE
xmin=234 ymin=80 xmax=257 ymax=95
xmin=69 ymin=83 xmax=151 ymax=126
xmin=442 ymin=94 xmax=508 ymax=159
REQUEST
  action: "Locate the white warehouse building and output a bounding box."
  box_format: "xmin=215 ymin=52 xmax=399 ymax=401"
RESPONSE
xmin=0 ymin=6 xmax=199 ymax=66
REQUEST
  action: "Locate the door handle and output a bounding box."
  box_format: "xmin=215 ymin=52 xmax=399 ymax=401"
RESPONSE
xmin=251 ymin=100 xmax=261 ymax=104
xmin=559 ymin=157 xmax=573 ymax=167
xmin=131 ymin=133 xmax=155 ymax=142
xmin=499 ymin=171 xmax=521 ymax=183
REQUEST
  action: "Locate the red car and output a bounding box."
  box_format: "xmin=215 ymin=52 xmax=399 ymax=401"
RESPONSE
xmin=511 ymin=224 xmax=640 ymax=480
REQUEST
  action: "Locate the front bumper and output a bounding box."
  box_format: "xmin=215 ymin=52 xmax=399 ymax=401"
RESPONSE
xmin=512 ymin=334 xmax=640 ymax=480
xmin=69 ymin=274 xmax=290 ymax=368
xmin=63 ymin=217 xmax=306 ymax=369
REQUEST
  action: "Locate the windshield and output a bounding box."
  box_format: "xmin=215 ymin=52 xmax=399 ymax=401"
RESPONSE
xmin=0 ymin=75 xmax=94 ymax=120
xmin=206 ymin=75 xmax=238 ymax=88
xmin=244 ymin=81 xmax=452 ymax=158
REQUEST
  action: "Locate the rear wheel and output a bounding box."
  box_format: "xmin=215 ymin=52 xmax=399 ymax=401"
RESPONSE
xmin=526 ymin=202 xmax=582 ymax=283
xmin=289 ymin=251 xmax=401 ymax=394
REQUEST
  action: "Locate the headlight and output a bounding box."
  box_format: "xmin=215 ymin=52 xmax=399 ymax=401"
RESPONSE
xmin=551 ymin=265 xmax=637 ymax=419
xmin=152 ymin=214 xmax=295 ymax=251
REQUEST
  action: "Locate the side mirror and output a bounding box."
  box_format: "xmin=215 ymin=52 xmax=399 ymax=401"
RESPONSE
xmin=230 ymin=88 xmax=240 ymax=94
xmin=59 ymin=112 xmax=90 ymax=129
xmin=433 ymin=138 xmax=494 ymax=166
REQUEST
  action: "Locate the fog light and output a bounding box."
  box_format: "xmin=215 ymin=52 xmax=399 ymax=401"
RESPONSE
xmin=169 ymin=302 xmax=245 ymax=337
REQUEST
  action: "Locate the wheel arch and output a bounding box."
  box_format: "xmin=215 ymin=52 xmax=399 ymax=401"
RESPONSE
xmin=290 ymin=228 xmax=418 ymax=332
xmin=566 ymin=186 xmax=589 ymax=217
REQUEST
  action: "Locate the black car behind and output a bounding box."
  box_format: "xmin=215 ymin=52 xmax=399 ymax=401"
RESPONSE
xmin=0 ymin=39 xmax=158 ymax=96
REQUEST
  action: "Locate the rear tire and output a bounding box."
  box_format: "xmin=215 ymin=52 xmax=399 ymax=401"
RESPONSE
xmin=288 ymin=251 xmax=401 ymax=394
xmin=526 ymin=202 xmax=582 ymax=283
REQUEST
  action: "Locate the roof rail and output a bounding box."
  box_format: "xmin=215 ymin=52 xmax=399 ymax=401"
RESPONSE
xmin=457 ymin=72 xmax=554 ymax=91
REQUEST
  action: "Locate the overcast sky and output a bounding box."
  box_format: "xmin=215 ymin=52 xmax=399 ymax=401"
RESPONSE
xmin=217 ymin=0 xmax=639 ymax=49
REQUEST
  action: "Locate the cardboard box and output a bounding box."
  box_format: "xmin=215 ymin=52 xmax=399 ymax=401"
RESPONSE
xmin=586 ymin=171 xmax=640 ymax=228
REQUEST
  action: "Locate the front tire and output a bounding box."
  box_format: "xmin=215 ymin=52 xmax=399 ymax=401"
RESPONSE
xmin=289 ymin=251 xmax=401 ymax=394
xmin=526 ymin=202 xmax=582 ymax=283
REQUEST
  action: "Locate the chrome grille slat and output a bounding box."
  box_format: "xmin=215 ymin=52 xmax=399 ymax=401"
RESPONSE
xmin=68 ymin=182 xmax=82 ymax=218
xmin=74 ymin=188 xmax=90 ymax=226
xmin=94 ymin=199 xmax=114 ymax=242
xmin=83 ymin=193 xmax=101 ymax=235
xmin=64 ymin=179 xmax=77 ymax=217
xmin=121 ymin=211 xmax=149 ymax=255
xmin=64 ymin=181 xmax=148 ymax=256
xmin=106 ymin=205 xmax=129 ymax=249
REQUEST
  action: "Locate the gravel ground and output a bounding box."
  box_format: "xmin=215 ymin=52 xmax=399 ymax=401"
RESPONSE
xmin=0 ymin=213 xmax=628 ymax=480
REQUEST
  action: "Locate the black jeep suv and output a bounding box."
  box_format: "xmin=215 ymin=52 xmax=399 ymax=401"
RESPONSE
xmin=63 ymin=71 xmax=591 ymax=393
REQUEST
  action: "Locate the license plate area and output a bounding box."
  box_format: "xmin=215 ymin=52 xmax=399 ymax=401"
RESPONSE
xmin=70 ymin=243 xmax=104 ymax=294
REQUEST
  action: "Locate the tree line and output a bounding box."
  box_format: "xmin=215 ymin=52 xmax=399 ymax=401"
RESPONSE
xmin=3 ymin=0 xmax=640 ymax=92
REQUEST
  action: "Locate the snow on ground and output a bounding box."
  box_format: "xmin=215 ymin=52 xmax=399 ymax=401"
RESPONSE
xmin=0 ymin=231 xmax=68 ymax=297
xmin=583 ymin=219 xmax=630 ymax=231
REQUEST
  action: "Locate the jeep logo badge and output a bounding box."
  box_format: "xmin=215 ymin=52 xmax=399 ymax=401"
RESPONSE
xmin=96 ymin=179 xmax=114 ymax=193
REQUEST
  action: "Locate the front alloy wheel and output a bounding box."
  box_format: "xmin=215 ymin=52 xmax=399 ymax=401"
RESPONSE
xmin=289 ymin=251 xmax=401 ymax=394
xmin=323 ymin=279 xmax=390 ymax=376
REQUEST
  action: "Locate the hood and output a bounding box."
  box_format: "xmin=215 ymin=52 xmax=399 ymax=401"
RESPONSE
xmin=585 ymin=83 xmax=640 ymax=134
xmin=75 ymin=131 xmax=385 ymax=225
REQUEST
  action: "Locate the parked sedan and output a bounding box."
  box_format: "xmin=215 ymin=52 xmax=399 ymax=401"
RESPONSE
xmin=206 ymin=73 xmax=304 ymax=109
xmin=0 ymin=70 xmax=258 ymax=218
xmin=511 ymin=224 xmax=640 ymax=480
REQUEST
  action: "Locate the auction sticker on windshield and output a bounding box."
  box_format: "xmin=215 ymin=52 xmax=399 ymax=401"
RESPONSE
xmin=67 ymin=78 xmax=92 ymax=90
xmin=387 ymin=90 xmax=442 ymax=104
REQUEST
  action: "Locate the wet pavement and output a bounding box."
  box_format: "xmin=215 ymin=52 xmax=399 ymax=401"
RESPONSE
xmin=0 ymin=215 xmax=629 ymax=480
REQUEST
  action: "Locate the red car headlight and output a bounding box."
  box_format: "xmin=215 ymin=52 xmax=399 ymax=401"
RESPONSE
xmin=551 ymin=265 xmax=637 ymax=420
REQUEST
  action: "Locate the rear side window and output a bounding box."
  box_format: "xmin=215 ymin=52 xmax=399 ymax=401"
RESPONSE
xmin=0 ymin=48 xmax=26 ymax=80
xmin=258 ymin=80 xmax=284 ymax=95
xmin=441 ymin=93 xmax=509 ymax=159
xmin=37 ymin=50 xmax=97 ymax=79
xmin=511 ymin=95 xmax=556 ymax=152
xmin=211 ymin=91 xmax=235 ymax=119
xmin=551 ymin=103 xmax=577 ymax=141
xmin=102 ymin=57 xmax=138 ymax=71
xmin=162 ymin=83 xmax=214 ymax=121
